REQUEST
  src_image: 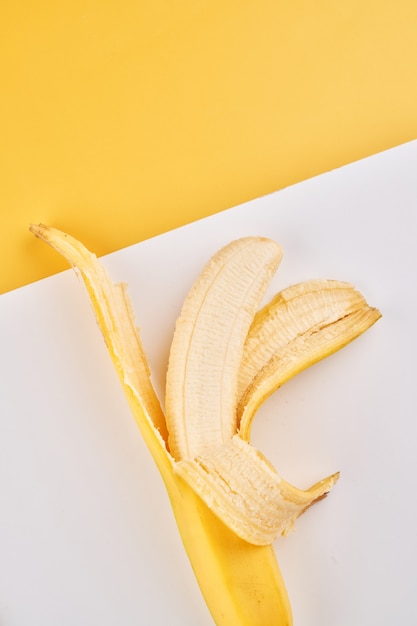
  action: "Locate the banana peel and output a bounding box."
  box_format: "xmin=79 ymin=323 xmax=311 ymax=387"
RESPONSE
xmin=30 ymin=224 xmax=381 ymax=625
xmin=238 ymin=279 xmax=381 ymax=440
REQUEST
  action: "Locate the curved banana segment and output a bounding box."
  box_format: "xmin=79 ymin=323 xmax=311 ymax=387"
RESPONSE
xmin=238 ymin=280 xmax=381 ymax=440
xmin=165 ymin=237 xmax=283 ymax=461
xmin=175 ymin=434 xmax=339 ymax=546
xmin=238 ymin=279 xmax=369 ymax=400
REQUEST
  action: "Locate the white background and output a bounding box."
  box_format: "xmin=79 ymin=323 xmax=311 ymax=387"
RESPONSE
xmin=1 ymin=140 xmax=416 ymax=625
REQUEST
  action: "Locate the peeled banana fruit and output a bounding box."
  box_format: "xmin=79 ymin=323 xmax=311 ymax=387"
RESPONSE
xmin=30 ymin=224 xmax=381 ymax=625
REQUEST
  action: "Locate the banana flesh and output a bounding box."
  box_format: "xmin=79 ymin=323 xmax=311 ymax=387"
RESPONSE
xmin=30 ymin=224 xmax=380 ymax=625
xmin=165 ymin=236 xmax=283 ymax=460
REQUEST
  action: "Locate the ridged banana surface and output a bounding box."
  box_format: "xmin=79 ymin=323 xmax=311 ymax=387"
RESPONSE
xmin=165 ymin=236 xmax=283 ymax=460
xmin=30 ymin=224 xmax=381 ymax=625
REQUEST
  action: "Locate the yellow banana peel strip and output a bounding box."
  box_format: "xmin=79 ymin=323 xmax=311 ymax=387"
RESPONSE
xmin=238 ymin=279 xmax=369 ymax=398
xmin=238 ymin=281 xmax=382 ymax=440
xmin=30 ymin=224 xmax=380 ymax=626
xmin=175 ymin=435 xmax=340 ymax=545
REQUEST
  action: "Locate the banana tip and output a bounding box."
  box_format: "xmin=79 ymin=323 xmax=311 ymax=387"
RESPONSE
xmin=29 ymin=223 xmax=46 ymax=238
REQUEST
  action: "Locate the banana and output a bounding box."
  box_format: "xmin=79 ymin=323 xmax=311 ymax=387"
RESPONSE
xmin=29 ymin=224 xmax=292 ymax=624
xmin=165 ymin=236 xmax=283 ymax=460
xmin=30 ymin=224 xmax=380 ymax=625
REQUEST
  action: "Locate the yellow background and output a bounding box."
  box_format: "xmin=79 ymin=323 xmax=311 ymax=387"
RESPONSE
xmin=1 ymin=0 xmax=416 ymax=294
